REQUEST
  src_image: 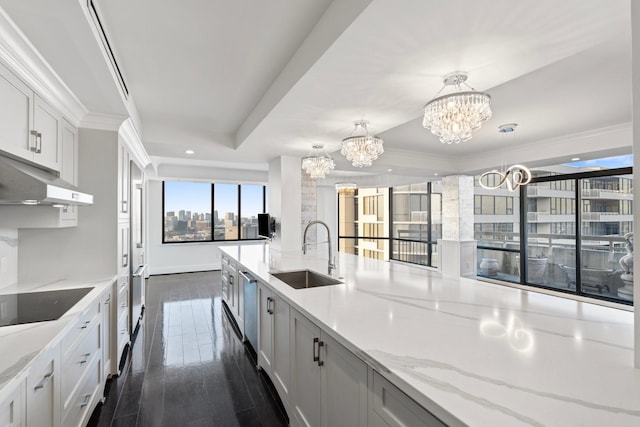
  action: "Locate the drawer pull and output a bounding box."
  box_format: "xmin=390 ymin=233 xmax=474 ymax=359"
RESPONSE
xmin=80 ymin=393 xmax=92 ymax=408
xmin=79 ymin=353 xmax=91 ymax=364
xmin=121 ymin=302 xmax=127 ymax=307
xmin=80 ymin=320 xmax=91 ymax=329
xmin=121 ymin=328 xmax=127 ymax=335
xmin=33 ymin=371 xmax=53 ymax=390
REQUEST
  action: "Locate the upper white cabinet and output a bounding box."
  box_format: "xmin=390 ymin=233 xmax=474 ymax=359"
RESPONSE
xmin=0 ymin=61 xmax=34 ymax=162
xmin=290 ymin=309 xmax=368 ymax=427
xmin=118 ymin=142 xmax=130 ymax=219
xmin=0 ymin=62 xmax=61 ymax=172
xmin=32 ymin=94 xmax=61 ymax=171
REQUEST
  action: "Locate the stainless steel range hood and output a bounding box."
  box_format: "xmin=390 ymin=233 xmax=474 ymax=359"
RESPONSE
xmin=0 ymin=156 xmax=93 ymax=206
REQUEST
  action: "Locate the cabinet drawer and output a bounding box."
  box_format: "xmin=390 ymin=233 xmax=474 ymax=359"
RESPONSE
xmin=221 ymin=254 xmax=230 ymax=266
xmin=372 ymin=372 xmax=445 ymax=427
xmin=61 ymin=356 xmax=101 ymax=427
xmin=61 ymin=299 xmax=100 ymax=358
xmin=61 ymin=321 xmax=101 ymax=412
xmin=117 ymin=310 xmax=130 ymax=351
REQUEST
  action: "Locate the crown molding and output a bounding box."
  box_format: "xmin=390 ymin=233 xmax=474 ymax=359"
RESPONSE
xmin=119 ymin=118 xmax=152 ymax=169
xmin=0 ymin=7 xmax=88 ymax=126
xmin=80 ymin=112 xmax=127 ymax=131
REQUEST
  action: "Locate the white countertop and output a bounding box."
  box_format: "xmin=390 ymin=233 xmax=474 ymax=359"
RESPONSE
xmin=0 ymin=276 xmax=116 ymax=400
xmin=222 ymin=244 xmax=640 ymax=427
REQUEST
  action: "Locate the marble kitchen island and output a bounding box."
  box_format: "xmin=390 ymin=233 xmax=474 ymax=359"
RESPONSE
xmin=221 ymin=244 xmax=640 ymax=427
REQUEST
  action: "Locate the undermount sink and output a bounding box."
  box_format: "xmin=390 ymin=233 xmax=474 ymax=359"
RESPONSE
xmin=271 ymin=269 xmax=342 ymax=289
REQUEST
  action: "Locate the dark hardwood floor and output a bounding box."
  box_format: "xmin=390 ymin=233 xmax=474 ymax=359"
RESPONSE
xmin=87 ymin=271 xmax=288 ymax=427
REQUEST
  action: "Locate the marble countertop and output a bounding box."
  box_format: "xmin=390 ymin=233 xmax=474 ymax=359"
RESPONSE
xmin=0 ymin=276 xmax=116 ymax=400
xmin=221 ymin=244 xmax=640 ymax=427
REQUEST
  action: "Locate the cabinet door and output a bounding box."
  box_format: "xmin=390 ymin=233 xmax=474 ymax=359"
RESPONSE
xmin=59 ymin=119 xmax=78 ymax=224
xmin=26 ymin=352 xmax=59 ymax=427
xmin=291 ymin=309 xmax=321 ymax=427
xmin=33 ymin=94 xmax=61 ymax=171
xmin=272 ymin=294 xmax=290 ymax=401
xmin=118 ymin=143 xmax=130 ymax=219
xmin=0 ymin=62 xmax=34 ymax=162
xmin=0 ymin=380 xmax=24 ymax=427
xmin=321 ymin=333 xmax=368 ymax=427
xmin=103 ymin=287 xmax=113 ymax=378
xmin=257 ymin=284 xmax=273 ymax=372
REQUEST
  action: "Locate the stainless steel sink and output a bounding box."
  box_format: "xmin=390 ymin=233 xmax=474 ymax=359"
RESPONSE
xmin=271 ymin=269 xmax=342 ymax=289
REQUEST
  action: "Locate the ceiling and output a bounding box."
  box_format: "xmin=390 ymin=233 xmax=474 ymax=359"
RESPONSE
xmin=0 ymin=0 xmax=632 ymax=182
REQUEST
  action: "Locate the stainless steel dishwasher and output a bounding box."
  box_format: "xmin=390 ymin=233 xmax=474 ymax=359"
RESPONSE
xmin=240 ymin=270 xmax=258 ymax=353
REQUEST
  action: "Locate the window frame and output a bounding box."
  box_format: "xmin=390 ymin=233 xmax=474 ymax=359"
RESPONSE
xmin=162 ymin=181 xmax=267 ymax=244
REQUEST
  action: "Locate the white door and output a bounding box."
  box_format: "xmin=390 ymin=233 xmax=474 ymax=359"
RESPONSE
xmin=272 ymin=294 xmax=290 ymax=401
xmin=258 ymin=284 xmax=273 ymax=372
xmin=33 ymin=94 xmax=61 ymax=171
xmin=291 ymin=309 xmax=321 ymax=427
xmin=321 ymin=332 xmax=368 ymax=427
xmin=0 ymin=63 xmax=34 ymax=162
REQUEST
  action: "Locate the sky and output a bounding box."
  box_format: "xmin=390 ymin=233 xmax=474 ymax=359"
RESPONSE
xmin=164 ymin=181 xmax=265 ymax=218
xmin=565 ymin=154 xmax=633 ymax=169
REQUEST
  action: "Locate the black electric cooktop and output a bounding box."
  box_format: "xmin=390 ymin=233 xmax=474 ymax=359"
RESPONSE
xmin=0 ymin=287 xmax=93 ymax=327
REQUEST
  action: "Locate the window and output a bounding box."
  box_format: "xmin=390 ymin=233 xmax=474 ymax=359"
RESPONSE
xmin=163 ymin=181 xmax=267 ymax=243
xmin=163 ymin=181 xmax=212 ymax=242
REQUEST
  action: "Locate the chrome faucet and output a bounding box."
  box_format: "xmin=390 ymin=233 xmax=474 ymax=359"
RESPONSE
xmin=302 ymin=220 xmax=335 ymax=274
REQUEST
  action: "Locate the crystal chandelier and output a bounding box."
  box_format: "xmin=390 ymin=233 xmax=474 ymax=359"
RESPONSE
xmin=301 ymin=144 xmax=335 ymax=179
xmin=423 ymin=71 xmax=492 ymax=144
xmin=341 ymin=120 xmax=384 ymax=167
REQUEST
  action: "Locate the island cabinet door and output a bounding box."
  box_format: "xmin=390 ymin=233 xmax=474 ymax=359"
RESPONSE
xmin=26 ymin=348 xmax=59 ymax=427
xmin=320 ymin=332 xmax=368 ymax=427
xmin=291 ymin=309 xmax=322 ymax=427
xmin=257 ymin=283 xmax=274 ymax=372
xmin=271 ymin=293 xmax=290 ymax=405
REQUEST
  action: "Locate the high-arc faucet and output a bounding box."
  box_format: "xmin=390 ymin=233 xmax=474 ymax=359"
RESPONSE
xmin=302 ymin=220 xmax=335 ymax=274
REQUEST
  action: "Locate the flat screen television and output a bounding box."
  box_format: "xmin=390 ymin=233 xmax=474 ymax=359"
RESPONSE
xmin=258 ymin=213 xmax=274 ymax=238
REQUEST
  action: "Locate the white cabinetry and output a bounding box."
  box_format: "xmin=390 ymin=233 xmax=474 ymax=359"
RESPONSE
xmin=118 ymin=142 xmax=130 ymax=220
xmin=26 ymin=347 xmax=59 ymax=427
xmin=59 ymin=297 xmax=103 ymax=427
xmin=32 ymin=94 xmax=61 ymax=171
xmin=102 ymin=283 xmax=114 ymax=378
xmin=58 ymin=119 xmax=78 ymax=226
xmin=0 ymin=61 xmax=61 ymax=172
xmin=290 ymin=309 xmax=368 ymax=427
xmin=0 ymin=380 xmax=25 ymax=427
xmin=257 ymin=283 xmax=290 ymax=408
xmin=372 ymin=371 xmax=445 ymax=427
xmin=221 ymin=255 xmax=243 ymax=334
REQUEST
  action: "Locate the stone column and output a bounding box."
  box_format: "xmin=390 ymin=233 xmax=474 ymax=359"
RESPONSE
xmin=268 ymin=156 xmax=302 ymax=252
xmin=631 ymin=0 xmax=639 ymax=369
xmin=438 ymin=175 xmax=477 ymax=277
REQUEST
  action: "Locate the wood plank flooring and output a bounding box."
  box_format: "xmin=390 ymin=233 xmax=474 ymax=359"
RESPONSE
xmin=87 ymin=271 xmax=288 ymax=427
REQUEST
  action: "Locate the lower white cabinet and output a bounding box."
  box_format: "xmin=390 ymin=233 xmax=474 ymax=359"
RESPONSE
xmin=257 ymin=283 xmax=290 ymax=408
xmin=26 ymin=348 xmax=59 ymax=427
xmin=290 ymin=309 xmax=368 ymax=427
xmin=0 ymin=380 xmax=25 ymax=427
xmin=102 ymin=285 xmax=114 ymax=378
xmin=372 ymin=371 xmax=446 ymax=427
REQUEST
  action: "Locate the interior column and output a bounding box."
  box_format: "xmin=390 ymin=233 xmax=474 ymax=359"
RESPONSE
xmin=438 ymin=175 xmax=477 ymax=277
xmin=268 ymin=156 xmax=302 ymax=252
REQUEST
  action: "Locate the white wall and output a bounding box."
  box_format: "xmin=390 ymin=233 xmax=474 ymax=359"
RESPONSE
xmin=18 ymin=128 xmax=119 ymax=282
xmin=0 ymin=228 xmax=18 ymax=293
xmin=147 ymin=179 xmax=262 ymax=275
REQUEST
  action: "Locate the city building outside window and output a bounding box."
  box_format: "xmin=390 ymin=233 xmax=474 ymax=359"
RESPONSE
xmin=163 ymin=181 xmax=267 ymax=243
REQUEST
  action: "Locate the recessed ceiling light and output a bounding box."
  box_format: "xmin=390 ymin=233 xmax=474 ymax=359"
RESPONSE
xmin=571 ymin=157 xmax=580 ymax=161
xmin=185 ymin=149 xmax=195 ymax=155
xmin=387 ymin=168 xmax=393 ymax=172
xmin=22 ymin=200 xmax=38 ymax=205
xmin=434 ymin=173 xmax=438 ymax=176
xmin=498 ymin=123 xmax=518 ymax=133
